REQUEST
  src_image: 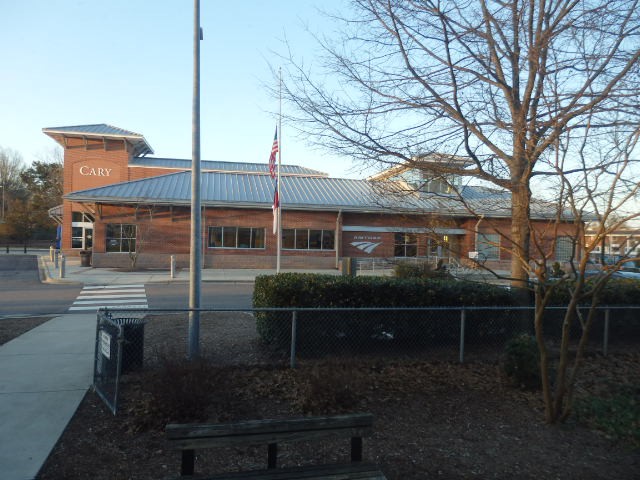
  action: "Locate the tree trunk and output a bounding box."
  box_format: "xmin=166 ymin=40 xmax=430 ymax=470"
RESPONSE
xmin=510 ymin=181 xmax=532 ymax=291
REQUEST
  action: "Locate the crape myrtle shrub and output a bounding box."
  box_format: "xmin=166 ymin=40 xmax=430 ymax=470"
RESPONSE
xmin=253 ymin=273 xmax=517 ymax=353
xmin=541 ymin=278 xmax=640 ymax=341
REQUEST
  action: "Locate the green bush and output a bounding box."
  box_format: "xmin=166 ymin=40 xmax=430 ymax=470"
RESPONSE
xmin=394 ymin=260 xmax=452 ymax=280
xmin=546 ymin=277 xmax=640 ymax=306
xmin=253 ymin=273 xmax=517 ymax=351
xmin=502 ymin=334 xmax=541 ymax=390
xmin=575 ymin=385 xmax=640 ymax=448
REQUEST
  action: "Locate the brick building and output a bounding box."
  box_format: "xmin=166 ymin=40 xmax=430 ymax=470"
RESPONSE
xmin=45 ymin=124 xmax=576 ymax=270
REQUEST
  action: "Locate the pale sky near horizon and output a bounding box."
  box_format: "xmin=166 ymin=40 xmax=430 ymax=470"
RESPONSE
xmin=1 ymin=0 xmax=370 ymax=179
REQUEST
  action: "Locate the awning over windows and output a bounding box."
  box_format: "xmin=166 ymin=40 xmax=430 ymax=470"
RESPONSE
xmin=48 ymin=204 xmax=63 ymax=225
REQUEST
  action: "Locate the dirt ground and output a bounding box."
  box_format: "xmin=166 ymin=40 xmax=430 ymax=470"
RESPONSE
xmin=4 ymin=314 xmax=637 ymax=479
xmin=36 ymin=356 xmax=640 ymax=480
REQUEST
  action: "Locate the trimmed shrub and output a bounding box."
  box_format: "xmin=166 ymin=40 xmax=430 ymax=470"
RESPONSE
xmin=502 ymin=334 xmax=541 ymax=390
xmin=253 ymin=273 xmax=516 ymax=352
xmin=394 ymin=260 xmax=452 ymax=280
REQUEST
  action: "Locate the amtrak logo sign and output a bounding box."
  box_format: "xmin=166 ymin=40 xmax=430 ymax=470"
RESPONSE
xmin=350 ymin=235 xmax=383 ymax=254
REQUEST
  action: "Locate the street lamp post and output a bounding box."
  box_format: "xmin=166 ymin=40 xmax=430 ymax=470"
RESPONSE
xmin=0 ymin=180 xmax=4 ymax=223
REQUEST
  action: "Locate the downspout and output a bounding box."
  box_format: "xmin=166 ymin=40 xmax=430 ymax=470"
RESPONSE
xmin=474 ymin=215 xmax=485 ymax=260
xmin=336 ymin=209 xmax=343 ymax=269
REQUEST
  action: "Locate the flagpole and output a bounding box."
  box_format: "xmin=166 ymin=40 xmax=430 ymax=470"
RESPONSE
xmin=188 ymin=0 xmax=202 ymax=359
xmin=276 ymin=67 xmax=282 ymax=273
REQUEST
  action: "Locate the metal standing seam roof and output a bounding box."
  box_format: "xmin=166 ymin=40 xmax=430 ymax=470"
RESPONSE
xmin=128 ymin=157 xmax=328 ymax=177
xmin=42 ymin=124 xmax=154 ymax=157
xmin=64 ymin=169 xmax=545 ymax=218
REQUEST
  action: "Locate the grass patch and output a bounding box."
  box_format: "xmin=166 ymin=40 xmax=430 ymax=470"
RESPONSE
xmin=575 ymin=384 xmax=640 ymax=448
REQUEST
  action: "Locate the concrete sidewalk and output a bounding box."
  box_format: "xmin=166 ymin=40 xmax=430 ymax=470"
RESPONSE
xmin=36 ymin=251 xmax=343 ymax=286
xmin=0 ymin=313 xmax=95 ymax=480
xmin=0 ymin=252 xmax=342 ymax=479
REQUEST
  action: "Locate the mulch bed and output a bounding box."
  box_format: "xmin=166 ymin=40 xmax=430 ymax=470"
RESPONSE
xmin=3 ymin=308 xmax=637 ymax=478
xmin=0 ymin=316 xmax=52 ymax=346
xmin=37 ymin=353 xmax=640 ymax=479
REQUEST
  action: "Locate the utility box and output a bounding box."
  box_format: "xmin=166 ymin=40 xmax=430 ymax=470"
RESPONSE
xmin=341 ymin=257 xmax=356 ymax=277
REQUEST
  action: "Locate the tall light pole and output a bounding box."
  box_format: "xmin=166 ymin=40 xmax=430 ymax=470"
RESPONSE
xmin=0 ymin=181 xmax=4 ymax=222
xmin=188 ymin=0 xmax=202 ymax=359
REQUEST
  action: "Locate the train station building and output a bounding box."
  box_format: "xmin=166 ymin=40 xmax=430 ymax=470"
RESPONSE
xmin=45 ymin=124 xmax=576 ymax=270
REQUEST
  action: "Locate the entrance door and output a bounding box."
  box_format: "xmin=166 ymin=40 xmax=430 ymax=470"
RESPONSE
xmin=71 ymin=212 xmax=94 ymax=250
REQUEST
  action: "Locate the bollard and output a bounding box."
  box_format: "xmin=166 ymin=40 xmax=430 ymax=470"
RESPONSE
xmin=49 ymin=246 xmax=55 ymax=262
xmin=59 ymin=253 xmax=65 ymax=278
xmin=459 ymin=309 xmax=466 ymax=364
xmin=23 ymin=245 xmax=27 ymax=254
xmin=170 ymin=255 xmax=176 ymax=279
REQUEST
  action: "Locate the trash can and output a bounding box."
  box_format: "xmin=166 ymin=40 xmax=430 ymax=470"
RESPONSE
xmin=79 ymin=250 xmax=92 ymax=267
xmin=113 ymin=318 xmax=145 ymax=373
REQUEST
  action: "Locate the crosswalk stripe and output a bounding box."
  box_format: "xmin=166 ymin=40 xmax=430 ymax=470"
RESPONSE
xmin=73 ymin=298 xmax=148 ymax=305
xmin=68 ymin=284 xmax=149 ymax=313
xmin=83 ymin=284 xmax=144 ymax=289
xmin=69 ymin=304 xmax=148 ymax=311
xmin=79 ymin=289 xmax=145 ymax=296
xmin=76 ymin=294 xmax=147 ymax=300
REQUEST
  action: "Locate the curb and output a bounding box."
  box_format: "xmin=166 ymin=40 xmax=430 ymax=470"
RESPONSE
xmin=37 ymin=255 xmax=81 ymax=285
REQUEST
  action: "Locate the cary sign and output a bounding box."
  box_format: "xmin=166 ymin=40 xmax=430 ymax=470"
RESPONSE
xmin=79 ymin=166 xmax=112 ymax=176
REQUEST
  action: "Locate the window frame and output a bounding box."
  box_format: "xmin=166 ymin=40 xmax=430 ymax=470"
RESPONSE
xmin=394 ymin=232 xmax=418 ymax=257
xmin=105 ymin=223 xmax=137 ymax=253
xmin=555 ymin=236 xmax=574 ymax=262
xmin=207 ymin=226 xmax=266 ymax=249
xmin=477 ymin=233 xmax=500 ymax=261
xmin=281 ymin=228 xmax=336 ymax=251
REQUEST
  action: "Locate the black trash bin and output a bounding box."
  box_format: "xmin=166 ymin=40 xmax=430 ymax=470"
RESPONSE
xmin=113 ymin=318 xmax=145 ymax=373
xmin=79 ymin=250 xmax=92 ymax=267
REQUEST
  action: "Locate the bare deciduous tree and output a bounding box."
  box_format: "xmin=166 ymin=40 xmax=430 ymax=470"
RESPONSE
xmin=0 ymin=147 xmax=27 ymax=222
xmin=281 ymin=0 xmax=640 ymax=290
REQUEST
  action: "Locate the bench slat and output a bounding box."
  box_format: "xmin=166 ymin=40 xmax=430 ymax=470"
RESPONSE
xmin=167 ymin=414 xmax=373 ymax=439
xmin=200 ymin=462 xmax=387 ymax=480
xmin=166 ymin=413 xmax=385 ymax=479
xmin=167 ymin=414 xmax=374 ymax=450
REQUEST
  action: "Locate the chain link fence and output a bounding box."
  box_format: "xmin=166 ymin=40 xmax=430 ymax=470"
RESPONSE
xmin=93 ymin=305 xmax=640 ymax=413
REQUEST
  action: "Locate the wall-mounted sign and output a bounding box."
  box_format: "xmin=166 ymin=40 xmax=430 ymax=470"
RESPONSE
xmin=79 ymin=166 xmax=112 ymax=176
xmin=350 ymin=235 xmax=383 ymax=254
xmin=100 ymin=331 xmax=111 ymax=359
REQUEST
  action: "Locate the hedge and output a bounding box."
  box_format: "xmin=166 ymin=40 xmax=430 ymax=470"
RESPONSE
xmin=252 ymin=273 xmax=517 ymax=352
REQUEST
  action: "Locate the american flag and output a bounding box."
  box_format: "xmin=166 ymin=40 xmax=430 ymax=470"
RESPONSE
xmin=269 ymin=127 xmax=278 ymax=178
xmin=272 ymin=181 xmax=279 ymax=235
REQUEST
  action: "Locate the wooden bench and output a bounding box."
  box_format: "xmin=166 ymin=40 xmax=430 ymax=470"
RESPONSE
xmin=165 ymin=413 xmax=387 ymax=479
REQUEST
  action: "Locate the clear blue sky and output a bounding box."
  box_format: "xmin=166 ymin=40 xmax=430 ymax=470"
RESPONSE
xmin=1 ymin=0 xmax=366 ymax=179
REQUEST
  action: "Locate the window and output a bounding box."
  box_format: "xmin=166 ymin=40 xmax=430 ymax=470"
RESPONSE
xmin=394 ymin=233 xmax=418 ymax=257
xmin=428 ymin=235 xmax=450 ymax=258
xmin=208 ymin=227 xmax=265 ymax=249
xmin=282 ymin=229 xmax=335 ymax=250
xmin=556 ymin=236 xmax=574 ymax=262
xmin=72 ymin=212 xmax=94 ymax=223
xmin=477 ymin=233 xmax=500 ymax=261
xmin=71 ymin=211 xmax=94 ymax=250
xmin=106 ymin=224 xmax=136 ymax=253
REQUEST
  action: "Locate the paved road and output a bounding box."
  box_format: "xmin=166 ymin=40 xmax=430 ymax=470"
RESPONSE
xmin=0 ymin=255 xmax=255 ymax=317
xmin=146 ymin=282 xmax=254 ymax=309
xmin=0 ymin=255 xmax=81 ymax=317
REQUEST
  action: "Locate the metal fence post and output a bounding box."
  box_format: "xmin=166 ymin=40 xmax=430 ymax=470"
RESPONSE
xmin=170 ymin=255 xmax=176 ymax=279
xmin=603 ymin=308 xmax=610 ymax=357
xmin=290 ymin=310 xmax=298 ymax=369
xmin=459 ymin=308 xmax=466 ymax=364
